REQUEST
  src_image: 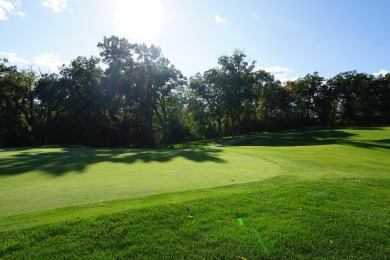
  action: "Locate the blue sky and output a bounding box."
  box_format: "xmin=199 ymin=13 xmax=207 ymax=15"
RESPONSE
xmin=1 ymin=0 xmax=389 ymax=81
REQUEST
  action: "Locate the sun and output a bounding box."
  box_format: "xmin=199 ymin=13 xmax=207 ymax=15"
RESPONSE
xmin=113 ymin=0 xmax=163 ymax=39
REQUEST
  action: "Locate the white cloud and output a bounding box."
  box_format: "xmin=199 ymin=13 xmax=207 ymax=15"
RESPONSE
xmin=373 ymin=69 xmax=389 ymax=77
xmin=258 ymin=66 xmax=298 ymax=82
xmin=0 ymin=0 xmax=25 ymax=21
xmin=33 ymin=53 xmax=65 ymax=71
xmin=215 ymin=14 xmax=226 ymax=24
xmin=41 ymin=0 xmax=67 ymax=13
xmin=1 ymin=51 xmax=66 ymax=72
xmin=0 ymin=51 xmax=30 ymax=64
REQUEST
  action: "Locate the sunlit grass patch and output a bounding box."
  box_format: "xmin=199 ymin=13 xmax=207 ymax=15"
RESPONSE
xmin=0 ymin=127 xmax=389 ymax=258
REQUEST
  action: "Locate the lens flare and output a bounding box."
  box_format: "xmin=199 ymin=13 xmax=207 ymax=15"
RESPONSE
xmin=237 ymin=218 xmax=269 ymax=255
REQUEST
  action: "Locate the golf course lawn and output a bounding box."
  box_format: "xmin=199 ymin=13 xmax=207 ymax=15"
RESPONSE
xmin=0 ymin=127 xmax=389 ymax=258
xmin=0 ymin=147 xmax=281 ymax=217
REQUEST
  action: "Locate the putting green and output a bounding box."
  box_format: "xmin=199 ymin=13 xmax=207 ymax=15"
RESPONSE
xmin=1 ymin=127 xmax=389 ymax=218
xmin=0 ymin=147 xmax=281 ymax=216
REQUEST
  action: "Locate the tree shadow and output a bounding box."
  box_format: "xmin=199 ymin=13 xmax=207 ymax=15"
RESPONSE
xmin=344 ymin=127 xmax=385 ymax=130
xmin=342 ymin=139 xmax=390 ymax=150
xmin=238 ymin=130 xmax=355 ymax=146
xmin=0 ymin=147 xmax=226 ymax=176
xmin=236 ymin=129 xmax=390 ymax=150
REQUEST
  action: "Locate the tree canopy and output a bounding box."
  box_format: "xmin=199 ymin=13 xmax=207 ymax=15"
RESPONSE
xmin=1 ymin=37 xmax=389 ymax=147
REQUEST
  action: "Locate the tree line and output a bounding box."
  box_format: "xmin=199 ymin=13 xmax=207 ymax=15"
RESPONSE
xmin=1 ymin=36 xmax=389 ymax=148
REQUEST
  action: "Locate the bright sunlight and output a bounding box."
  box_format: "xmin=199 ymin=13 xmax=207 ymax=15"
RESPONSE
xmin=113 ymin=0 xmax=163 ymax=39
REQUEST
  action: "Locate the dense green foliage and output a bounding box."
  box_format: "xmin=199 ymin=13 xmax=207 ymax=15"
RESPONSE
xmin=1 ymin=36 xmax=390 ymax=147
xmin=0 ymin=127 xmax=389 ymax=258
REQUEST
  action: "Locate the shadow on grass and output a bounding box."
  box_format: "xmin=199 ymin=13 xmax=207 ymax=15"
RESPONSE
xmin=0 ymin=147 xmax=226 ymax=176
xmin=236 ymin=129 xmax=390 ymax=150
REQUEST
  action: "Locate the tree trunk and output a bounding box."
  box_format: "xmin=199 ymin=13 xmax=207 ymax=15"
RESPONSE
xmin=217 ymin=117 xmax=222 ymax=138
xmin=236 ymin=109 xmax=241 ymax=136
xmin=44 ymin=130 xmax=49 ymax=145
xmin=0 ymin=129 xmax=4 ymax=147
xmin=145 ymin=102 xmax=155 ymax=148
xmin=162 ymin=110 xmax=168 ymax=147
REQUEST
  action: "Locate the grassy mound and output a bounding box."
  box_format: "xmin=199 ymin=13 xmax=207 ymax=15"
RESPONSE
xmin=0 ymin=127 xmax=389 ymax=258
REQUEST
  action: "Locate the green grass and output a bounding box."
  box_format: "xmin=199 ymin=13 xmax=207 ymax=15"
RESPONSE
xmin=0 ymin=127 xmax=389 ymax=259
xmin=0 ymin=147 xmax=279 ymax=217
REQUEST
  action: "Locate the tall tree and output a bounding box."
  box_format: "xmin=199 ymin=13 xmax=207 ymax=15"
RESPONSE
xmin=329 ymin=71 xmax=376 ymax=126
xmin=218 ymin=50 xmax=255 ymax=135
xmin=188 ymin=69 xmax=224 ymax=137
xmin=250 ymin=70 xmax=278 ymax=130
xmin=257 ymin=80 xmax=292 ymax=129
xmin=59 ymin=56 xmax=105 ymax=146
xmin=288 ymin=72 xmax=335 ymax=126
xmin=32 ymin=73 xmax=70 ymax=144
xmin=374 ymin=73 xmax=390 ymax=124
xmin=98 ymin=36 xmax=185 ymax=147
xmin=98 ymin=36 xmax=146 ymax=147
xmin=151 ymin=56 xmax=186 ymax=145
xmin=0 ymin=59 xmax=32 ymax=146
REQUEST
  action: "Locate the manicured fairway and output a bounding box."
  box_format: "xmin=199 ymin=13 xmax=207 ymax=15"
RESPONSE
xmin=0 ymin=127 xmax=389 ymax=258
xmin=0 ymin=147 xmax=280 ymax=216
